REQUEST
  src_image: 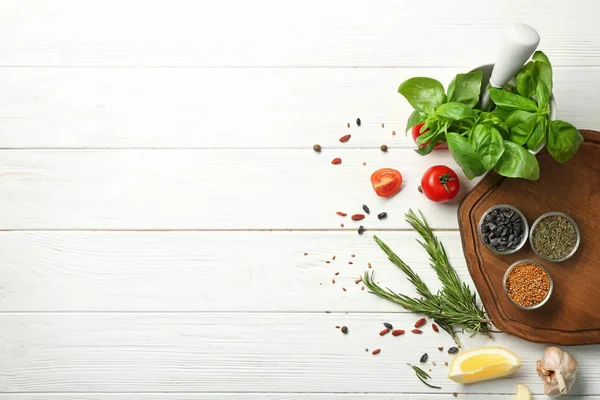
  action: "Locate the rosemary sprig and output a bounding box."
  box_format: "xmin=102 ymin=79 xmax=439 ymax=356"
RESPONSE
xmin=408 ymin=363 xmax=441 ymax=389
xmin=363 ymin=209 xmax=491 ymax=342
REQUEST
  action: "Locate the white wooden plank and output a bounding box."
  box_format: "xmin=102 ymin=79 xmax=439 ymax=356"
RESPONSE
xmin=0 ymin=313 xmax=597 ymax=394
xmin=1 ymin=0 xmax=599 ymax=67
xmin=0 ymin=231 xmax=475 ymax=312
xmin=0 ymin=67 xmax=597 ymax=149
xmin=3 ymin=392 xmax=589 ymax=399
xmin=0 ymin=149 xmax=477 ymax=230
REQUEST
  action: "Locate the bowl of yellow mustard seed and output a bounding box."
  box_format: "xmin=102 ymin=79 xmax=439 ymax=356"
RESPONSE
xmin=530 ymin=212 xmax=580 ymax=262
xmin=503 ymin=259 xmax=553 ymax=310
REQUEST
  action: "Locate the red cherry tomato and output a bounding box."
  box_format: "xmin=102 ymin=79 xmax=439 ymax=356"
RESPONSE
xmin=411 ymin=123 xmax=448 ymax=149
xmin=420 ymin=165 xmax=460 ymax=203
xmin=371 ymin=168 xmax=403 ymax=198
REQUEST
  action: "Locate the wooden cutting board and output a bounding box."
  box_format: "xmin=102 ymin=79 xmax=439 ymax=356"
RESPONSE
xmin=458 ymin=130 xmax=600 ymax=345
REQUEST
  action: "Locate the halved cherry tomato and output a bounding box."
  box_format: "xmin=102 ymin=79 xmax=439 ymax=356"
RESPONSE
xmin=411 ymin=123 xmax=448 ymax=149
xmin=420 ymin=165 xmax=460 ymax=203
xmin=371 ymin=168 xmax=403 ymax=198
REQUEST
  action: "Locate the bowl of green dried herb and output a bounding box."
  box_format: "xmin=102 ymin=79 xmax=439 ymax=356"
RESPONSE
xmin=530 ymin=212 xmax=580 ymax=262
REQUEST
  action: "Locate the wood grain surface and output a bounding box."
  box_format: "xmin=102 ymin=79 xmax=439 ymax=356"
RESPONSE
xmin=459 ymin=130 xmax=600 ymax=345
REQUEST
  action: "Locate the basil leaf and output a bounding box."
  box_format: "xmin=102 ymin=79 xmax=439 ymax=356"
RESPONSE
xmin=471 ymin=125 xmax=505 ymax=170
xmin=446 ymin=132 xmax=487 ymax=180
xmin=526 ymin=115 xmax=548 ymax=151
xmin=488 ymin=88 xmax=538 ymax=112
xmin=494 ymin=141 xmax=540 ymax=180
xmin=435 ymin=102 xmax=478 ymax=120
xmin=505 ymin=110 xmax=537 ymax=145
xmin=533 ymin=52 xmax=553 ymax=93
xmin=516 ymin=61 xmax=538 ymax=98
xmin=447 ymin=71 xmax=483 ymax=108
xmin=535 ymin=80 xmax=550 ymax=110
xmin=398 ymin=77 xmax=446 ymax=112
xmin=414 ymin=131 xmax=444 ymax=156
xmin=405 ymin=110 xmax=424 ymax=133
xmin=547 ymin=120 xmax=583 ymax=163
xmin=532 ymin=50 xmax=550 ymax=64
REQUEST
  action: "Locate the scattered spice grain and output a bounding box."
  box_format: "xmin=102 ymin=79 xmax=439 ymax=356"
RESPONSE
xmin=339 ymin=134 xmax=351 ymax=143
xmin=372 ymin=348 xmax=381 ymax=355
xmin=444 ymin=362 xmax=448 ymax=366
xmin=368 ymin=263 xmax=372 ymax=268
xmin=335 ymin=272 xmax=339 ymax=276
xmin=332 ymin=255 xmax=336 ymax=260
xmin=348 ymin=261 xmax=353 ymax=265
xmin=380 ymin=144 xmax=388 ymax=152
xmin=392 ymin=130 xmax=396 ymax=136
xmin=326 ymin=261 xmax=331 ymax=264
xmin=392 ymin=329 xmax=405 ymax=336
xmin=418 ymin=186 xmax=423 ymax=193
xmin=362 ymin=162 xmax=366 ymax=166
xmin=332 ymin=279 xmax=335 ymax=284
xmin=453 ymin=393 xmax=457 ymax=397
xmin=505 ymin=261 xmax=551 ymax=307
xmin=351 ymin=254 xmax=356 ymax=257
xmin=342 ymin=287 xmax=346 ymax=292
xmin=354 ymin=278 xmax=362 ymax=284
xmin=356 ymin=118 xmax=361 ymax=127
xmin=303 ymin=252 xmax=308 ymax=256
xmin=438 ymin=346 xmax=444 ymax=351
xmin=336 ymin=211 xmax=347 ymax=217
xmin=420 ymin=353 xmax=429 ymax=363
xmin=432 ymin=323 xmax=439 ymax=332
xmin=341 ymin=326 xmax=348 ymax=334
xmin=362 ymin=204 xmax=370 ymax=214
xmin=347 ymin=122 xmax=350 ymax=128
xmin=361 ymin=286 xmax=365 ymax=291
xmin=448 ymin=347 xmax=459 ymax=354
xmin=351 ymin=214 xmax=365 ymax=221
xmin=383 ymin=322 xmax=393 ymax=329
xmin=380 ymin=328 xmax=390 ymax=336
xmin=358 ymin=226 xmax=365 ymax=235
xmin=432 ymin=362 xmax=436 ymax=366
xmin=331 ymin=157 xmax=342 ymax=165
xmin=340 ymin=223 xmax=344 ymax=228
xmin=377 ymin=212 xmax=387 ymax=220
xmin=335 ymin=325 xmax=340 ymax=329
xmin=313 ymin=144 xmax=321 ymax=152
xmin=414 ymin=318 xmax=426 ymax=328
xmin=411 ymin=329 xmax=423 ymax=334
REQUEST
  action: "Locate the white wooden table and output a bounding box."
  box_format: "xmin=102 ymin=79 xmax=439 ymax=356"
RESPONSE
xmin=1 ymin=1 xmax=600 ymax=398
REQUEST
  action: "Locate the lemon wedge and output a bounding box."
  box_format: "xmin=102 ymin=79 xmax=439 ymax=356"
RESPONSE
xmin=514 ymin=383 xmax=532 ymax=399
xmin=448 ymin=347 xmax=521 ymax=384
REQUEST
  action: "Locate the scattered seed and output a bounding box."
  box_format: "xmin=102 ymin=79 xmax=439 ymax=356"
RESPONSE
xmin=342 ymin=287 xmax=346 ymax=292
xmin=420 ymin=353 xmax=429 ymax=363
xmin=438 ymin=346 xmax=444 ymax=351
xmin=347 ymin=122 xmax=350 ymax=128
xmin=335 ymin=272 xmax=339 ymax=276
xmin=303 ymin=252 xmax=308 ymax=256
xmin=379 ymin=328 xmax=390 ymax=336
xmin=380 ymin=144 xmax=388 ymax=152
xmin=355 ymin=278 xmax=362 ymax=284
xmin=453 ymin=393 xmax=457 ymax=397
xmin=377 ymin=212 xmax=387 ymax=220
xmin=351 ymin=214 xmax=365 ymax=221
xmin=372 ymin=348 xmax=381 ymax=355
xmin=340 ymin=223 xmax=344 ymax=227
xmin=361 ymin=286 xmax=364 ymax=291
xmin=339 ymin=134 xmax=351 ymax=143
xmin=448 ymin=347 xmax=459 ymax=354
xmin=444 ymin=362 xmax=449 ymax=367
xmin=432 ymin=324 xmax=439 ymax=332
xmin=331 ymin=157 xmax=342 ymax=165
xmin=362 ymin=162 xmax=366 ymax=166
xmin=326 ymin=261 xmax=331 ymax=264
xmin=411 ymin=329 xmax=423 ymax=334
xmin=332 ymin=255 xmax=336 ymax=260
xmin=332 ymin=279 xmax=335 ymax=284
xmin=336 ymin=211 xmax=347 ymax=217
xmin=365 ymin=348 xmax=369 ymax=352
xmin=335 ymin=325 xmax=340 ymax=329
xmin=432 ymin=362 xmax=436 ymax=366
xmin=392 ymin=130 xmax=396 ymax=136
xmin=348 ymin=261 xmax=354 ymax=265
xmin=381 ymin=123 xmax=385 ymax=128
xmin=368 ymin=263 xmax=372 ymax=269
xmin=414 ymin=318 xmax=427 ymax=328
xmin=429 ymin=369 xmax=432 ymax=372
xmin=392 ymin=329 xmax=405 ymax=336
xmin=383 ymin=322 xmax=393 ymax=330
xmin=356 ymin=118 xmax=361 ymax=127
xmin=351 ymin=254 xmax=356 ymax=257
xmin=313 ymin=144 xmax=322 ymax=152
xmin=362 ymin=204 xmax=370 ymax=214
xmin=358 ymin=226 xmax=365 ymax=235
xmin=341 ymin=326 xmax=348 ymax=334
xmin=418 ymin=186 xmax=423 ymax=193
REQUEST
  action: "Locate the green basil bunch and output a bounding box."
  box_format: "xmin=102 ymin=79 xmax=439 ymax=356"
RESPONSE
xmin=399 ymin=51 xmax=582 ymax=181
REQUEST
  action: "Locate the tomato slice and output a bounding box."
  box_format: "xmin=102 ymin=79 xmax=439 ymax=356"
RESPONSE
xmin=371 ymin=168 xmax=403 ymax=198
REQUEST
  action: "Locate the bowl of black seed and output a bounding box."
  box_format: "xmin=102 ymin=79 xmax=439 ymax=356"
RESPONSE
xmin=478 ymin=205 xmax=529 ymax=255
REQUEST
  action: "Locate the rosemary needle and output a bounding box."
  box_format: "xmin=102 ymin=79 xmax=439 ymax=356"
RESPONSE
xmin=408 ymin=363 xmax=441 ymax=389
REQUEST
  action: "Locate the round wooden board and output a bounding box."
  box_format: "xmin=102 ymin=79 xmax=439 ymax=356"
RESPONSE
xmin=458 ymin=130 xmax=600 ymax=345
